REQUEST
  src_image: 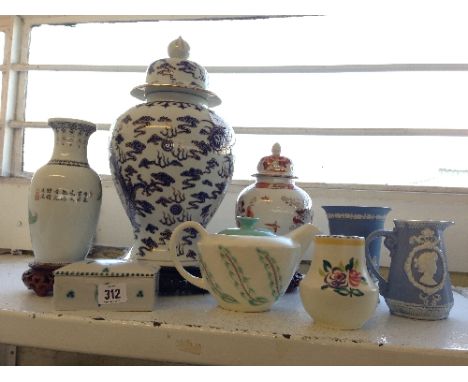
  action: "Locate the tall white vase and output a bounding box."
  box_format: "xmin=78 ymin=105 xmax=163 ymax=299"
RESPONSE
xmin=25 ymin=118 xmax=102 ymax=296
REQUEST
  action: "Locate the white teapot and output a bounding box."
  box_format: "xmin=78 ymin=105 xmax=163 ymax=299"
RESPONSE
xmin=169 ymin=217 xmax=320 ymax=312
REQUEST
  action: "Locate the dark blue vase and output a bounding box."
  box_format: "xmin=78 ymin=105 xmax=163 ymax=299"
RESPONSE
xmin=322 ymin=206 xmax=391 ymax=272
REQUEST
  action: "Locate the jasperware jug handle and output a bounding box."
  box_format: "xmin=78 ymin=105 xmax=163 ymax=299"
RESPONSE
xmin=365 ymin=230 xmax=392 ymax=297
xmin=169 ymin=221 xmax=208 ymax=291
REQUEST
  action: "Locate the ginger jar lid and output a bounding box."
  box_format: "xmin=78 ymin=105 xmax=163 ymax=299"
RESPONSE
xmin=219 ymin=217 xmax=276 ymax=237
xmin=253 ymin=143 xmax=296 ymax=179
xmin=131 ymin=37 xmax=221 ymax=107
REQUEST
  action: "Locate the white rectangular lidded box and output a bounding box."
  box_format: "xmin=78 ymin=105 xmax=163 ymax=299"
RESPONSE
xmin=53 ymin=259 xmax=158 ymax=311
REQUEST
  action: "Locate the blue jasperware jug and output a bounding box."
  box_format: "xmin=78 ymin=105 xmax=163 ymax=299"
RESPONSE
xmin=365 ymin=219 xmax=454 ymax=320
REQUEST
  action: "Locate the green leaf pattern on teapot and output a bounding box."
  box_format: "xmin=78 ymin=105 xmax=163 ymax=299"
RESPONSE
xmin=219 ymin=246 xmax=269 ymax=306
xmin=256 ymin=248 xmax=283 ymax=300
xmin=200 ymin=245 xmax=286 ymax=306
xmin=199 ymin=256 xmax=239 ymax=304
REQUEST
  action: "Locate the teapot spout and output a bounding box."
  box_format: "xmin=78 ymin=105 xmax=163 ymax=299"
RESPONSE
xmin=285 ymin=223 xmax=321 ymax=259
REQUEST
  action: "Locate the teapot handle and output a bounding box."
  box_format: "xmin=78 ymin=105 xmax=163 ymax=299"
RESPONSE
xmin=365 ymin=230 xmax=392 ymax=297
xmin=169 ymin=221 xmax=209 ymax=291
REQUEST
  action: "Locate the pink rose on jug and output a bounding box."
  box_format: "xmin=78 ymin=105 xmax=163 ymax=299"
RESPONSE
xmin=324 ymin=266 xmax=347 ymax=289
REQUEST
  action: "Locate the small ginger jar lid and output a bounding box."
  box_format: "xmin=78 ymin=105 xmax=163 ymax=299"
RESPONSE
xmin=219 ymin=217 xmax=276 ymax=237
xmin=131 ymin=36 xmax=221 ymax=107
xmin=253 ymin=143 xmax=296 ymax=179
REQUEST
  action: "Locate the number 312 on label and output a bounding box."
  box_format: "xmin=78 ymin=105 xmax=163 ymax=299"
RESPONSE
xmin=97 ymin=283 xmax=128 ymax=304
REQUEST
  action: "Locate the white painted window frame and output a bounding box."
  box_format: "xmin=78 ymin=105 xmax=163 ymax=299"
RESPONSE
xmin=1 ymin=15 xmax=468 ymax=272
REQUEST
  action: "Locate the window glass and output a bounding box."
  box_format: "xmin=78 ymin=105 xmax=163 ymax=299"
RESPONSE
xmin=25 ymin=71 xmax=139 ymax=122
xmin=212 ymin=72 xmax=468 ymax=130
xmin=26 ymin=70 xmax=468 ymax=130
xmin=233 ymin=135 xmax=468 ymax=188
xmin=22 ymin=17 xmax=468 ymax=188
xmin=28 ymin=15 xmax=468 ymax=66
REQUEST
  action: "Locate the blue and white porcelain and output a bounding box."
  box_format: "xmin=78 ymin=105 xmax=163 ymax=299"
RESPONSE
xmin=109 ymin=37 xmax=235 ymax=267
xmin=365 ymin=219 xmax=454 ymax=320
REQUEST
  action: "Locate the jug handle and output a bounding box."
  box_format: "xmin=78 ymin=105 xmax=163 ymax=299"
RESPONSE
xmin=365 ymin=230 xmax=391 ymax=297
xmin=169 ymin=221 xmax=208 ymax=291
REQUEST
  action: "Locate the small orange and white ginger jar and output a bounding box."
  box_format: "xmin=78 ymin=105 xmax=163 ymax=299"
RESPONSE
xmin=300 ymin=235 xmax=378 ymax=330
xmin=236 ymin=143 xmax=312 ymax=235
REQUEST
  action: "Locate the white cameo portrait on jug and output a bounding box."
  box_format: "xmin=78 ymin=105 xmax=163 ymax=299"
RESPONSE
xmin=414 ymin=250 xmax=440 ymax=286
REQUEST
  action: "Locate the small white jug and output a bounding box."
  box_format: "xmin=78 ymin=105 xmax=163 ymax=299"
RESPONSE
xmin=300 ymin=235 xmax=378 ymax=329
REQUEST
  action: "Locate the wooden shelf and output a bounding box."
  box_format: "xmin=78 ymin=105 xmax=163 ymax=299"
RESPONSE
xmin=1 ymin=254 xmax=468 ymax=365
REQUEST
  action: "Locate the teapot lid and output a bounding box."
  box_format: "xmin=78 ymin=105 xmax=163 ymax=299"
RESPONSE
xmin=130 ymin=37 xmax=221 ymax=107
xmin=219 ymin=217 xmax=276 ymax=237
xmin=253 ymin=143 xmax=296 ymax=179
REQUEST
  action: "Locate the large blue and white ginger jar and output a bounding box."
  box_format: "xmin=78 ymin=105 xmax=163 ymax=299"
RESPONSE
xmin=109 ymin=37 xmax=235 ymax=269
